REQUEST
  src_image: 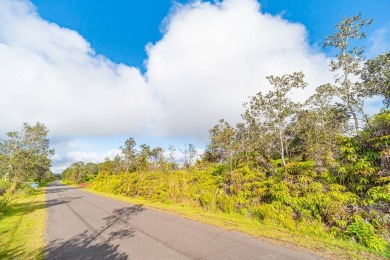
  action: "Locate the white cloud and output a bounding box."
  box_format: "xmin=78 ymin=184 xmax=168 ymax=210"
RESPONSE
xmin=0 ymin=0 xmax=340 ymax=170
xmin=0 ymin=0 xmax=158 ymax=136
xmin=51 ymin=138 xmax=122 ymax=173
xmin=146 ymin=0 xmax=332 ymax=137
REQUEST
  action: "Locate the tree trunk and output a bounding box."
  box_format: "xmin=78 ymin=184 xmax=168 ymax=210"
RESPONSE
xmin=279 ymin=127 xmax=286 ymax=166
xmin=352 ymin=112 xmax=359 ymax=134
xmin=347 ymin=106 xmax=359 ymax=135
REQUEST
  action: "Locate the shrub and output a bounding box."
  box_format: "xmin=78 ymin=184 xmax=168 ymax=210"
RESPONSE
xmin=0 ymin=196 xmax=10 ymax=216
xmin=216 ymin=191 xmax=235 ymax=213
xmin=346 ymin=216 xmax=388 ymax=252
xmin=198 ymin=191 xmax=215 ymax=211
xmin=252 ymin=202 xmax=296 ymax=230
xmin=0 ymin=180 xmax=10 ymax=196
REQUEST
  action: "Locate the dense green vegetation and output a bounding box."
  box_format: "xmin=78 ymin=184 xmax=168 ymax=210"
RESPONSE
xmin=62 ymin=15 xmax=390 ymax=257
xmin=0 ymin=122 xmax=54 ymax=218
xmin=0 ymin=122 xmax=54 ymax=183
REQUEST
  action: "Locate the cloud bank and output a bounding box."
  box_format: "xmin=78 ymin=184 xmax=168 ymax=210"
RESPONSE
xmin=146 ymin=0 xmax=332 ymax=137
xmin=0 ymin=0 xmax=157 ymax=136
xmin=0 ymin=0 xmax=333 ymax=141
xmin=7 ymin=0 xmax=379 ymax=172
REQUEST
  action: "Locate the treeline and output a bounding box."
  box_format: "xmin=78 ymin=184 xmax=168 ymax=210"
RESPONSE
xmin=0 ymin=122 xmax=54 ymax=184
xmin=61 ymin=141 xmax=198 ymax=183
xmin=62 ymin=15 xmax=390 ymax=254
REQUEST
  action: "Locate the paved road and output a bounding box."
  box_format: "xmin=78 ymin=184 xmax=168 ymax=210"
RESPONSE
xmin=45 ymin=181 xmax=324 ymax=259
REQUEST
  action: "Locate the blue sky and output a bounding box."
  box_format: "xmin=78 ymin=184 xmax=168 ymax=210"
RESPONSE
xmin=1 ymin=0 xmax=389 ymax=172
xmin=31 ymin=0 xmax=390 ymax=66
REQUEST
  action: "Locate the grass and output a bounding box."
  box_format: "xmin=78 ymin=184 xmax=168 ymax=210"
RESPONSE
xmin=0 ymin=188 xmax=46 ymax=260
xmin=83 ymin=186 xmax=389 ymax=260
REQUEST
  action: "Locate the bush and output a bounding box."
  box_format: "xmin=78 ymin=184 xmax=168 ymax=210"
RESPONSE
xmin=0 ymin=180 xmax=10 ymax=196
xmin=216 ymin=191 xmax=235 ymax=213
xmin=198 ymin=191 xmax=215 ymax=211
xmin=346 ymin=216 xmax=388 ymax=252
xmin=252 ymin=202 xmax=296 ymax=230
xmin=0 ymin=196 xmax=10 ymax=216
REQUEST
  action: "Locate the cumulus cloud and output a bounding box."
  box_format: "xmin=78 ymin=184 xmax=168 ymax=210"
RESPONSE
xmin=0 ymin=0 xmax=340 ymax=170
xmin=0 ymin=0 xmax=158 ymax=136
xmin=1 ymin=0 xmax=333 ymax=139
xmin=146 ymin=0 xmax=332 ymax=137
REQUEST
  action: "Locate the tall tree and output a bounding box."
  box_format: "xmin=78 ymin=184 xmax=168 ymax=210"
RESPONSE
xmin=168 ymin=145 xmax=177 ymax=171
xmin=121 ymin=137 xmax=137 ymax=173
xmin=248 ymin=72 xmax=307 ymax=166
xmin=324 ymin=14 xmax=372 ymax=134
xmin=188 ymin=144 xmax=197 ymax=166
xmin=150 ymin=147 xmax=165 ymax=170
xmin=137 ymin=144 xmax=151 ymax=171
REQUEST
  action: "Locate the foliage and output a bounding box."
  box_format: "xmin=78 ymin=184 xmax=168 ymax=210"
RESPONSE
xmin=346 ymin=216 xmax=388 ymax=252
xmin=0 ymin=122 xmax=54 ymax=183
xmin=245 ymin=72 xmax=307 ymax=166
xmin=61 ymin=14 xmax=390 ymax=255
xmin=0 ymin=196 xmax=10 ymax=216
xmin=362 ymin=52 xmax=390 ymax=108
xmin=323 ymin=14 xmax=372 ymax=134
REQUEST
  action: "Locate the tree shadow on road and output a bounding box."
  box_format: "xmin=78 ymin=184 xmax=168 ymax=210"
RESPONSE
xmin=46 ymin=186 xmax=78 ymax=194
xmin=46 ymin=196 xmax=81 ymax=207
xmin=46 ymin=205 xmax=145 ymax=259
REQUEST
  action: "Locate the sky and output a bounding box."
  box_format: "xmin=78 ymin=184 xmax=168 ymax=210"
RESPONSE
xmin=0 ymin=0 xmax=389 ymax=173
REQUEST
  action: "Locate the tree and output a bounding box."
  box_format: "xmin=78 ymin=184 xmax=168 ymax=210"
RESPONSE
xmin=150 ymin=147 xmax=165 ymax=170
xmin=362 ymin=51 xmax=390 ymax=108
xmin=137 ymin=144 xmax=151 ymax=171
xmin=121 ymin=137 xmax=137 ymax=173
xmin=188 ymin=144 xmax=197 ymax=166
xmin=205 ymin=119 xmax=236 ymax=164
xmin=248 ymin=72 xmax=307 ymax=166
xmin=168 ymin=145 xmax=177 ymax=170
xmin=241 ymin=104 xmax=276 ymax=168
xmin=0 ymin=122 xmax=54 ymax=182
xmin=294 ymin=84 xmax=349 ymax=166
xmin=324 ymin=14 xmax=372 ymax=134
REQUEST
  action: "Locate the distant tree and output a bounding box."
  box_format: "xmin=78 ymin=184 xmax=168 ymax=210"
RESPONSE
xmin=151 ymin=147 xmax=165 ymax=170
xmin=248 ymin=72 xmax=307 ymax=166
xmin=324 ymin=14 xmax=372 ymax=134
xmin=188 ymin=144 xmax=197 ymax=166
xmin=167 ymin=145 xmax=177 ymax=171
xmin=180 ymin=144 xmax=189 ymax=169
xmin=98 ymin=156 xmax=122 ymax=174
xmin=137 ymin=144 xmax=151 ymax=171
xmin=121 ymin=137 xmax=137 ymax=172
xmin=206 ymin=119 xmax=235 ymax=164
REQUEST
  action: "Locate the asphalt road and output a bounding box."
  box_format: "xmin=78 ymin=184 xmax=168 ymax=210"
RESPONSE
xmin=45 ymin=181 xmax=325 ymax=260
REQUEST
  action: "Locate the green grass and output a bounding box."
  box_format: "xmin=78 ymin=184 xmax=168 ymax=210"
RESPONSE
xmin=84 ymin=187 xmax=389 ymax=260
xmin=0 ymin=188 xmax=46 ymax=260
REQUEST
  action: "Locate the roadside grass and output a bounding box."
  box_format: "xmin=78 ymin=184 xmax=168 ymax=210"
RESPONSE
xmin=0 ymin=188 xmax=46 ymax=260
xmin=83 ymin=187 xmax=388 ymax=260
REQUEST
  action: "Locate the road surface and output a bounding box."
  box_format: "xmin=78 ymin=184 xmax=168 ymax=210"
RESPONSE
xmin=45 ymin=181 xmax=324 ymax=259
